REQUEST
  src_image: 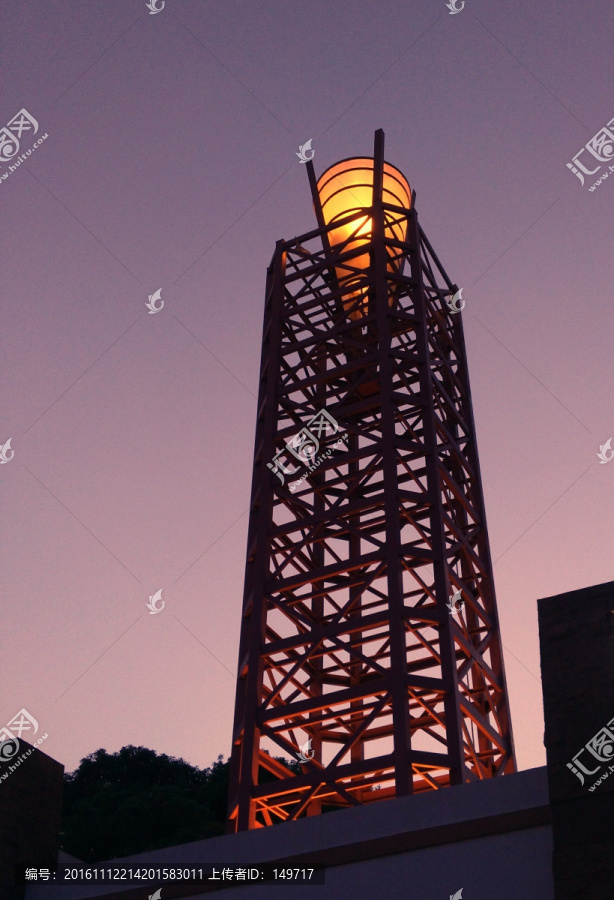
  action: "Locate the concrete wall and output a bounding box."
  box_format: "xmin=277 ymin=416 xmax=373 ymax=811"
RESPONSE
xmin=25 ymin=767 xmax=553 ymax=900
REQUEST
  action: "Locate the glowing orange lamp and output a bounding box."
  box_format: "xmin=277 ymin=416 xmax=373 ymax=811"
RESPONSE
xmin=315 ymin=158 xmax=411 ymax=319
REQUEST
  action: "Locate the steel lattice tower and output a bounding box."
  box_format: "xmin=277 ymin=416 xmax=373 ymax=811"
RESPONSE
xmin=227 ymin=130 xmax=516 ymax=832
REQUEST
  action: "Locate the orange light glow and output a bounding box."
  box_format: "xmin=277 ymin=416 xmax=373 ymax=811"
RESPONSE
xmin=316 ymin=158 xmax=411 ymax=319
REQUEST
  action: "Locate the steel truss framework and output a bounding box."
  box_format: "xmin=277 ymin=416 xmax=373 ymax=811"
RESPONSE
xmin=227 ymin=131 xmax=516 ymax=832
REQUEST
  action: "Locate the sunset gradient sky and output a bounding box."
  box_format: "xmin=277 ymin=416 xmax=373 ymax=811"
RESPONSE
xmin=2 ymin=0 xmax=613 ymax=778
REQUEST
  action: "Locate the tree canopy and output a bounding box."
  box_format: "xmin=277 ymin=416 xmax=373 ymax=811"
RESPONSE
xmin=61 ymin=745 xmax=300 ymax=862
xmin=61 ymin=746 xmax=229 ymax=862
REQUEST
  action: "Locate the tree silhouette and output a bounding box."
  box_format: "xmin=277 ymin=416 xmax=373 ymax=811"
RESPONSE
xmin=61 ymin=745 xmax=299 ymax=862
xmin=61 ymin=746 xmax=228 ymax=861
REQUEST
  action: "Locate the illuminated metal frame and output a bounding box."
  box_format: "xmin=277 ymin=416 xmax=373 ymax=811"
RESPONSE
xmin=227 ymin=130 xmax=516 ymax=832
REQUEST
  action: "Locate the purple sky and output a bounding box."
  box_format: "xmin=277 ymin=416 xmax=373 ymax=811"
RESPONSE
xmin=2 ymin=0 xmax=613 ymax=779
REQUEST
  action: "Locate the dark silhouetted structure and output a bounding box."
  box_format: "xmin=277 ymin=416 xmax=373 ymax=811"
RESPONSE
xmin=539 ymin=579 xmax=614 ymax=900
xmin=0 ymin=740 xmax=63 ymax=900
xmin=227 ymin=130 xmax=516 ymax=831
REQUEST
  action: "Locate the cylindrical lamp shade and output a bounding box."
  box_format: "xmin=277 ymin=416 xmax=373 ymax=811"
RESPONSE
xmin=316 ymin=158 xmax=411 ymax=320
